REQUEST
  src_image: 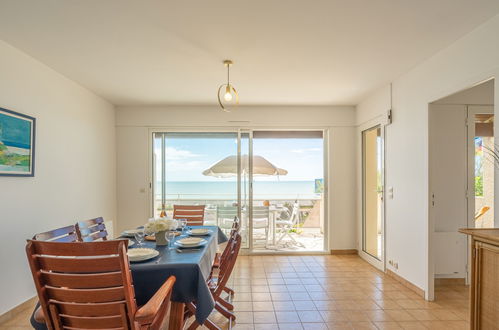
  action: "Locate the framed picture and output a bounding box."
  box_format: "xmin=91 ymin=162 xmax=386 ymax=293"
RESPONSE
xmin=0 ymin=107 xmax=36 ymax=176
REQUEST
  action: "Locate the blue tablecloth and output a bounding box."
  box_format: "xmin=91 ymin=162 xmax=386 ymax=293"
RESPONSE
xmin=130 ymin=226 xmax=227 ymax=322
xmin=31 ymin=226 xmax=227 ymax=329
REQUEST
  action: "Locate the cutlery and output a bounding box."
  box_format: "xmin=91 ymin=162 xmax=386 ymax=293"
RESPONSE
xmin=176 ymin=248 xmax=201 ymax=253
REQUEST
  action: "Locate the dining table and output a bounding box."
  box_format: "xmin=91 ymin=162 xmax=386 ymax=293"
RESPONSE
xmin=30 ymin=225 xmax=227 ymax=330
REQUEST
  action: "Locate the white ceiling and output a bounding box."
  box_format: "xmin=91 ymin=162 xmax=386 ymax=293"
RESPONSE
xmin=1 ymin=1 xmax=499 ymax=106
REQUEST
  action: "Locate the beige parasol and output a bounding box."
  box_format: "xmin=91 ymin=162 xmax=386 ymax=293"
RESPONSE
xmin=202 ymin=155 xmax=287 ymax=178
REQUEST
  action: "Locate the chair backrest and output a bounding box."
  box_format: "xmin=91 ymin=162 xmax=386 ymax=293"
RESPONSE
xmin=252 ymin=206 xmax=269 ymax=219
xmin=26 ymin=240 xmax=137 ymax=330
xmin=76 ymin=217 xmax=108 ymax=241
xmin=218 ymin=206 xmax=238 ymax=220
xmin=214 ymin=232 xmax=241 ymax=296
xmin=173 ymin=205 xmax=205 ymax=226
xmin=33 ymin=225 xmax=79 ymax=242
xmin=290 ymin=202 xmax=301 ymax=223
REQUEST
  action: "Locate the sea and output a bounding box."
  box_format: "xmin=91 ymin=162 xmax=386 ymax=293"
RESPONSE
xmin=156 ymin=180 xmax=321 ymax=201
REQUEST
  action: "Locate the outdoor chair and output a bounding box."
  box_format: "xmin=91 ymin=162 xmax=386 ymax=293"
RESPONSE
xmin=173 ymin=204 xmax=205 ymax=226
xmin=26 ymin=239 xmax=176 ymax=330
xmin=217 ymin=206 xmax=238 ymax=233
xmin=33 ymin=225 xmax=79 ymax=242
xmin=275 ymin=202 xmax=304 ymax=247
xmin=75 ymin=216 xmax=108 ymax=241
xmin=252 ymin=206 xmax=270 ymax=244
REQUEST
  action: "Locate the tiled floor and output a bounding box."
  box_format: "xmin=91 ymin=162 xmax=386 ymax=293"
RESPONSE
xmin=203 ymin=255 xmax=469 ymax=330
xmin=0 ymin=255 xmax=469 ymax=330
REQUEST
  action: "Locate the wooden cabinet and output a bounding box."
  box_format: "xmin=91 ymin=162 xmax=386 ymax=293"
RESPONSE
xmin=459 ymin=228 xmax=499 ymax=329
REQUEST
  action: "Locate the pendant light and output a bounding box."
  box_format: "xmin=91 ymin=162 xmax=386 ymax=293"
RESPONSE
xmin=217 ymin=60 xmax=239 ymax=112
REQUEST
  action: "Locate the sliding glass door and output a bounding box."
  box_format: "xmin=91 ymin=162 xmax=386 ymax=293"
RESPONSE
xmin=152 ymin=129 xmax=327 ymax=253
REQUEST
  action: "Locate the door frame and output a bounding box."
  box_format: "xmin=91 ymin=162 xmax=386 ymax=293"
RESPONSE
xmin=147 ymin=126 xmax=330 ymax=255
xmin=465 ymin=105 xmax=494 ymax=284
xmin=466 ymin=105 xmax=494 ymax=229
xmin=358 ymin=120 xmax=386 ymax=271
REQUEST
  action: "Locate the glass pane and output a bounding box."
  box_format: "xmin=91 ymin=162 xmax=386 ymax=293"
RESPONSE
xmin=251 ymin=131 xmax=325 ymax=252
xmin=152 ymin=133 xmax=164 ymax=217
xmin=362 ymin=126 xmax=382 ymax=259
xmin=152 ymin=132 xmax=239 ymax=230
xmin=240 ymin=132 xmax=250 ymax=249
xmin=474 ymin=114 xmax=494 ymax=228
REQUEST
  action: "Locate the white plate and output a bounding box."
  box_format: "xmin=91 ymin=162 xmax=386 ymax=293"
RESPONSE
xmin=188 ymin=228 xmax=212 ymax=236
xmin=177 ymin=237 xmax=204 ymax=245
xmin=122 ymin=229 xmax=143 ymax=237
xmin=127 ymin=248 xmax=159 ymax=262
xmin=175 ymin=238 xmax=207 ymax=248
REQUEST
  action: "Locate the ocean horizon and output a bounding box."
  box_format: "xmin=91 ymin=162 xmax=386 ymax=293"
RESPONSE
xmin=155 ymin=180 xmax=322 ymax=200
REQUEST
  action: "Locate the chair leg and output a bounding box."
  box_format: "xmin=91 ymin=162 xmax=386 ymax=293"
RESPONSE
xmin=186 ymin=302 xmax=221 ymax=330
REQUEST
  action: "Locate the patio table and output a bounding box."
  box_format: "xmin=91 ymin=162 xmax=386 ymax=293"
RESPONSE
xmin=30 ymin=226 xmax=227 ymax=330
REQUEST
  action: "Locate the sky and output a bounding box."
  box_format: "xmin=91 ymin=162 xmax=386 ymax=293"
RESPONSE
xmin=154 ymin=133 xmax=324 ymax=182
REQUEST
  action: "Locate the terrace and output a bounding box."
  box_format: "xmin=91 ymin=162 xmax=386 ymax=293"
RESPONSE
xmin=155 ymin=194 xmax=325 ymax=252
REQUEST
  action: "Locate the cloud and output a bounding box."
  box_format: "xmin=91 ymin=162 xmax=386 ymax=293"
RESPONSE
xmin=154 ymin=146 xmax=201 ymax=160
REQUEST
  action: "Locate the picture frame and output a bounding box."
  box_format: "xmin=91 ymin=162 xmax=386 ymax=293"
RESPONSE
xmin=0 ymin=107 xmax=36 ymax=177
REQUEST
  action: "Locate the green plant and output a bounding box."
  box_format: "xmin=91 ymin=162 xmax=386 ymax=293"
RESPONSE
xmin=475 ymin=175 xmax=483 ymax=197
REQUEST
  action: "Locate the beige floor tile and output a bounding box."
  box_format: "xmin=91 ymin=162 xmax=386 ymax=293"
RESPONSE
xmin=405 ymin=309 xmax=438 ymax=321
xmin=350 ymin=321 xmax=377 ymax=329
xmin=279 ymin=323 xmax=304 ymax=330
xmin=302 ymin=323 xmax=328 ymax=329
xmin=384 ymin=310 xmax=416 ymax=322
xmin=234 ymin=301 xmax=254 ymax=311
xmin=273 ymin=301 xmax=296 ymax=311
xmin=428 ymin=309 xmax=462 ymax=321
xmin=397 ymin=321 xmax=428 ymax=330
xmin=254 ymin=323 xmax=278 ymax=330
xmin=253 ymin=301 xmax=274 ymax=312
xmin=297 ymin=310 xmax=324 ymax=323
xmin=253 ymin=311 xmax=277 ymax=324
xmin=275 ymin=311 xmax=301 ymax=323
xmin=235 ymin=311 xmax=255 ymax=324
xmin=325 ymin=321 xmax=353 ymax=329
xmin=294 ymin=300 xmax=318 ymax=311
xmin=373 ymin=321 xmax=403 ymax=329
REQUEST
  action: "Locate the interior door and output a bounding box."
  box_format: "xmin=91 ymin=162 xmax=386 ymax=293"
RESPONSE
xmin=360 ymin=125 xmax=385 ymax=270
xmin=429 ymin=104 xmax=468 ymax=279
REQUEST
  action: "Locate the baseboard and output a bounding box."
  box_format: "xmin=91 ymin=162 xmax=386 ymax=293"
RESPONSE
xmin=330 ymin=249 xmax=358 ymax=255
xmin=434 ymin=278 xmax=466 ymax=286
xmin=0 ymin=296 xmax=37 ymax=325
xmin=386 ymin=269 xmax=425 ymax=298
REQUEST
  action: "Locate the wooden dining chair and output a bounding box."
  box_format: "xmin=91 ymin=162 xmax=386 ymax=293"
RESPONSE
xmin=76 ymin=216 xmax=108 ymax=241
xmin=186 ymin=232 xmax=241 ymax=330
xmin=33 ymin=225 xmax=79 ymax=242
xmin=26 ymin=239 xmax=176 ymax=330
xmin=173 ymin=205 xmax=205 ymax=226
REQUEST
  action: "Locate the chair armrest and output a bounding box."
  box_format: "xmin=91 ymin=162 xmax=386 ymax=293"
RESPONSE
xmin=135 ymin=276 xmax=176 ymax=325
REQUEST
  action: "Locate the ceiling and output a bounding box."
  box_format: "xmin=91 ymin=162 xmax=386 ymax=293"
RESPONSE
xmin=1 ymin=1 xmax=499 ymax=106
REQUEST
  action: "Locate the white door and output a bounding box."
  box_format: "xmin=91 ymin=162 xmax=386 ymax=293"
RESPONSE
xmin=429 ymin=104 xmax=468 ymax=280
xmin=359 ymin=124 xmax=385 ymax=270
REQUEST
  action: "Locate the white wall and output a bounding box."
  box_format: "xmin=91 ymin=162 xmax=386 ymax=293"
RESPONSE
xmin=356 ymin=14 xmax=499 ymax=298
xmin=116 ymin=105 xmax=357 ymax=251
xmin=0 ymin=40 xmax=116 ymax=314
